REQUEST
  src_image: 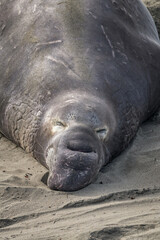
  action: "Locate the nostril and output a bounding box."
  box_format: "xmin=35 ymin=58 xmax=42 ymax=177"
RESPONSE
xmin=67 ymin=140 xmax=94 ymax=153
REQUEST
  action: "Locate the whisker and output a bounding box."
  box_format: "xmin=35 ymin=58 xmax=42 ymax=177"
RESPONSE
xmin=33 ymin=150 xmax=44 ymax=156
xmin=35 ymin=140 xmax=44 ymax=152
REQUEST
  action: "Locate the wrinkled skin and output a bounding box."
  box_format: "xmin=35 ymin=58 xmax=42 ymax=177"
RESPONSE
xmin=0 ymin=0 xmax=160 ymax=191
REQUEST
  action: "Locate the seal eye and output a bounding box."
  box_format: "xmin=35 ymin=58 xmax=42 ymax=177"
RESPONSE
xmin=51 ymin=121 xmax=66 ymax=134
xmin=55 ymin=121 xmax=65 ymax=127
xmin=96 ymin=128 xmax=108 ymax=140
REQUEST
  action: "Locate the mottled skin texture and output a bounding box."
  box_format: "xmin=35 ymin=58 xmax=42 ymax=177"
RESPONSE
xmin=0 ymin=0 xmax=160 ymax=191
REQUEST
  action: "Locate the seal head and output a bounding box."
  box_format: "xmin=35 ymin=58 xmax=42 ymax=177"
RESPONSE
xmin=34 ymin=92 xmax=116 ymax=191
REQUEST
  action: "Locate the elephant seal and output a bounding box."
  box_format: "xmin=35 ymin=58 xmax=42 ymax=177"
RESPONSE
xmin=0 ymin=0 xmax=160 ymax=191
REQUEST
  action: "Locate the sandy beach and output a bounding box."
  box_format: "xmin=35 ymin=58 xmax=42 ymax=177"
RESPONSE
xmin=1 ymin=1 xmax=160 ymax=239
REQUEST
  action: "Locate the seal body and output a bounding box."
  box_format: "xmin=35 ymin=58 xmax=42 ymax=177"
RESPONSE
xmin=0 ymin=0 xmax=160 ymax=191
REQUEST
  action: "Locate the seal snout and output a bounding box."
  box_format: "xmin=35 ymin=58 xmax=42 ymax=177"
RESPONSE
xmin=46 ymin=126 xmax=102 ymax=191
xmin=47 ymin=145 xmax=99 ymax=191
xmin=64 ymin=141 xmax=98 ymax=171
xmin=67 ymin=139 xmax=95 ymax=153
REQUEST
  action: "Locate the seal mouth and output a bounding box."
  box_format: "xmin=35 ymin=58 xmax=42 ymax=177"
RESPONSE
xmin=47 ymin=167 xmax=95 ymax=191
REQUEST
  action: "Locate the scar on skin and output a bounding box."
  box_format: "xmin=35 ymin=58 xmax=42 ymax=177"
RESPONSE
xmin=46 ymin=56 xmax=81 ymax=79
xmin=46 ymin=56 xmax=69 ymax=69
xmin=101 ymin=25 xmax=115 ymax=58
xmin=36 ymin=40 xmax=63 ymax=47
xmin=88 ymin=11 xmax=97 ymax=19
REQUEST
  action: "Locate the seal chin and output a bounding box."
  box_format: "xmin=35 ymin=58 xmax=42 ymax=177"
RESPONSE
xmin=47 ymin=167 xmax=97 ymax=191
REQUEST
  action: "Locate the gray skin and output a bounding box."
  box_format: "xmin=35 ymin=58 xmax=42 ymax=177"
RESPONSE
xmin=0 ymin=0 xmax=160 ymax=191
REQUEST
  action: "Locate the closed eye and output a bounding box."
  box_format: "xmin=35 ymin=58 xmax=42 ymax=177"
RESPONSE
xmin=95 ymin=128 xmax=108 ymax=140
xmin=51 ymin=120 xmax=66 ymax=134
xmin=55 ymin=121 xmax=66 ymax=127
